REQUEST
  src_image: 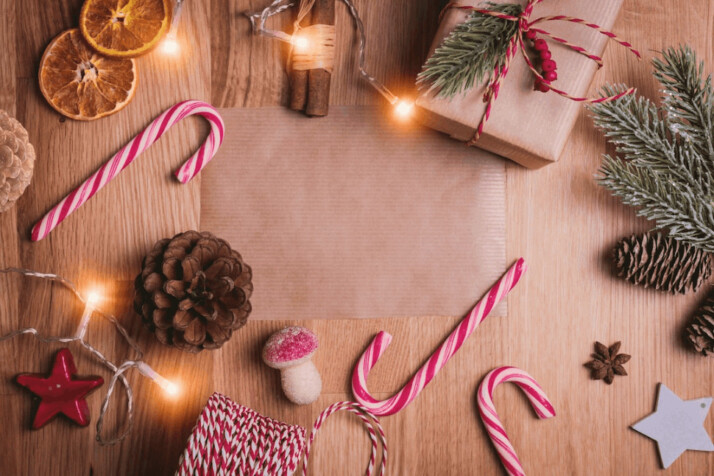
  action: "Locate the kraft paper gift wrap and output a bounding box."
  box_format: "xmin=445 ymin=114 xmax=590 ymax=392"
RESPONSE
xmin=415 ymin=0 xmax=624 ymax=168
xmin=200 ymin=106 xmax=506 ymax=320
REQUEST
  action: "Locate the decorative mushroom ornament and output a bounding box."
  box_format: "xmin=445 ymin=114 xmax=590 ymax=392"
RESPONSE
xmin=262 ymin=326 xmax=322 ymax=405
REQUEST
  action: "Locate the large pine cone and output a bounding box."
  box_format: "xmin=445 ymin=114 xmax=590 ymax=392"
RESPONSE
xmin=613 ymin=232 xmax=710 ymax=294
xmin=0 ymin=109 xmax=35 ymax=213
xmin=134 ymin=231 xmax=253 ymax=353
xmin=686 ymin=292 xmax=714 ymax=356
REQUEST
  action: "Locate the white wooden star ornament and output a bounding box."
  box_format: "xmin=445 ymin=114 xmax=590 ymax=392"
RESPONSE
xmin=631 ymin=383 xmax=714 ymax=468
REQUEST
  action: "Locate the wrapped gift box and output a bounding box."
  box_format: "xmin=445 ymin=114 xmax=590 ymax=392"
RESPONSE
xmin=415 ymin=0 xmax=624 ymax=168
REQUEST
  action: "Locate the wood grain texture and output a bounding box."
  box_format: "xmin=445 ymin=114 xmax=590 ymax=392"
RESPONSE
xmin=0 ymin=0 xmax=712 ymax=475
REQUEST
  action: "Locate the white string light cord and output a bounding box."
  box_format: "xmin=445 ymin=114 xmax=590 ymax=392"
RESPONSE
xmin=0 ymin=268 xmax=178 ymax=445
xmin=246 ymin=0 xmax=415 ymax=116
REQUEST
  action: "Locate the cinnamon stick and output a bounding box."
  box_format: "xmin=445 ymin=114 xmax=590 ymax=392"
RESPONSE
xmin=305 ymin=0 xmax=335 ymax=117
xmin=289 ymin=10 xmax=312 ymax=111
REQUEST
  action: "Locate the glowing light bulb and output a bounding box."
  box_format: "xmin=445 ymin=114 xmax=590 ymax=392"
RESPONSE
xmin=393 ymin=99 xmax=415 ymax=120
xmin=161 ymin=0 xmax=184 ymax=56
xmin=161 ymin=379 xmax=180 ymax=396
xmin=86 ymin=292 xmax=100 ymax=306
xmin=292 ymin=35 xmax=310 ymax=53
xmin=137 ymin=362 xmax=180 ymax=398
xmin=160 ymin=37 xmax=180 ymax=55
xmin=75 ymin=290 xmax=102 ymax=339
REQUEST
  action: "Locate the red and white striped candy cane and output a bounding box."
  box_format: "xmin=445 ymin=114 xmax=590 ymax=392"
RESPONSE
xmin=352 ymin=258 xmax=527 ymax=416
xmin=303 ymin=401 xmax=387 ymax=476
xmin=477 ymin=366 xmax=555 ymax=476
xmin=31 ymin=100 xmax=224 ymax=241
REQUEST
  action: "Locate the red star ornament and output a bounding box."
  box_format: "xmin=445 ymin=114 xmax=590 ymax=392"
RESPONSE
xmin=16 ymin=348 xmax=104 ymax=429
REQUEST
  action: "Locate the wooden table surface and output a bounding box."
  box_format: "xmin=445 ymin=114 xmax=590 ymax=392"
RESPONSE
xmin=0 ymin=0 xmax=713 ymax=474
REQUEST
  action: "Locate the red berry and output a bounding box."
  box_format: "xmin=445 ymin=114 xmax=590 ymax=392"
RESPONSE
xmin=525 ymin=30 xmax=537 ymax=40
xmin=534 ymin=39 xmax=548 ymax=51
xmin=544 ymin=70 xmax=558 ymax=81
xmin=534 ymin=80 xmax=550 ymax=93
xmin=541 ymin=59 xmax=557 ymax=72
xmin=539 ymin=50 xmax=552 ymax=60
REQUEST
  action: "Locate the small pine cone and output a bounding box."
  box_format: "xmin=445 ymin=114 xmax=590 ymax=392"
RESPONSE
xmin=134 ymin=231 xmax=253 ymax=353
xmin=613 ymin=232 xmax=711 ymax=294
xmin=686 ymin=292 xmax=714 ymax=356
xmin=0 ymin=109 xmax=35 ymax=213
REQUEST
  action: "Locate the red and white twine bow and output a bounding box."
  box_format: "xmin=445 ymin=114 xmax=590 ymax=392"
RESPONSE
xmin=446 ymin=0 xmax=640 ymax=145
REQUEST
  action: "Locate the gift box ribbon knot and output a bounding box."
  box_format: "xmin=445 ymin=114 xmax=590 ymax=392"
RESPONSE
xmin=443 ymin=0 xmax=641 ymax=145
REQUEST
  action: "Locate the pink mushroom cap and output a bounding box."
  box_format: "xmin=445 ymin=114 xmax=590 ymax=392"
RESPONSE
xmin=262 ymin=326 xmax=319 ymax=369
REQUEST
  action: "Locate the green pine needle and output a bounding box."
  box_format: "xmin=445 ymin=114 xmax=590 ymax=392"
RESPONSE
xmin=653 ymin=46 xmax=714 ymax=159
xmin=590 ymin=46 xmax=714 ymax=252
xmin=417 ymin=2 xmax=522 ymax=98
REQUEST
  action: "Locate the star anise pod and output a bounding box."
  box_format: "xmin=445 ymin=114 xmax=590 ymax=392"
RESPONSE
xmin=584 ymin=341 xmax=630 ymax=384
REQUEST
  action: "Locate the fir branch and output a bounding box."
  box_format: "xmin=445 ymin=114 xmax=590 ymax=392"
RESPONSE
xmin=598 ymin=156 xmax=714 ymax=252
xmin=653 ymin=46 xmax=714 ymax=160
xmin=590 ymin=85 xmax=713 ymax=195
xmin=589 ymin=46 xmax=714 ymax=252
xmin=417 ymin=2 xmax=522 ymax=98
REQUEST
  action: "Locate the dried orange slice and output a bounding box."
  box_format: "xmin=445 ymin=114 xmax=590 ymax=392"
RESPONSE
xmin=39 ymin=29 xmax=138 ymax=121
xmin=79 ymin=0 xmax=171 ymax=58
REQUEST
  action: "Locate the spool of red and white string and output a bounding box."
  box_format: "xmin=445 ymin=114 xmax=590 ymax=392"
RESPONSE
xmin=176 ymin=393 xmax=386 ymax=476
xmin=31 ymin=100 xmax=224 ymax=241
xmin=477 ymin=366 xmax=555 ymax=476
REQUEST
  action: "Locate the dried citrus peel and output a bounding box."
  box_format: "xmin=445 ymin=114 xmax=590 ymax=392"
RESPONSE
xmin=39 ymin=29 xmax=137 ymax=121
xmin=80 ymin=0 xmax=171 ymax=58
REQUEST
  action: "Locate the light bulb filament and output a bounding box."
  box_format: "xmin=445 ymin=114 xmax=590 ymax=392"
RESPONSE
xmin=393 ymin=99 xmax=415 ymax=120
xmin=292 ymin=35 xmax=310 ymax=53
xmin=160 ymin=34 xmax=180 ymax=55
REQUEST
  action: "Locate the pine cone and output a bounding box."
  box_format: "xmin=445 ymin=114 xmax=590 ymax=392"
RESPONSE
xmin=0 ymin=109 xmax=35 ymax=213
xmin=134 ymin=231 xmax=253 ymax=353
xmin=685 ymin=292 xmax=714 ymax=356
xmin=612 ymin=232 xmax=711 ymax=294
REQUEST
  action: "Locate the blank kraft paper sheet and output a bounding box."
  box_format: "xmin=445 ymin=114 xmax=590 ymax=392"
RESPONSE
xmin=201 ymin=106 xmax=506 ymax=320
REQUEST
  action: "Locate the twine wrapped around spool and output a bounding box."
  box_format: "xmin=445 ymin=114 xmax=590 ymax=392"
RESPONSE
xmin=176 ymin=393 xmax=387 ymax=476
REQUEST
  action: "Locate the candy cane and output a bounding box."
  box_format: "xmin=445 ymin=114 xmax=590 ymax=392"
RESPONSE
xmin=477 ymin=366 xmax=555 ymax=476
xmin=352 ymin=258 xmax=526 ymax=416
xmin=31 ymin=100 xmax=224 ymax=241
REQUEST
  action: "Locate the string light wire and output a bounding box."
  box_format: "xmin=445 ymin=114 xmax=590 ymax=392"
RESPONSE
xmin=0 ymin=268 xmax=177 ymax=445
xmin=246 ymin=0 xmax=401 ymax=105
